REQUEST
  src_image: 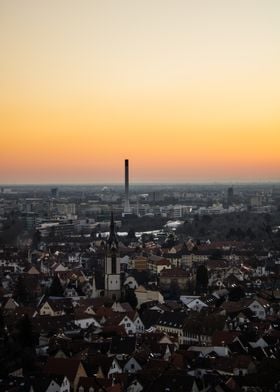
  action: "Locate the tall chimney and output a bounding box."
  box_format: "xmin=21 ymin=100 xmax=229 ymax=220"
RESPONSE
xmin=124 ymin=159 xmax=131 ymax=214
xmin=125 ymin=159 xmax=129 ymax=197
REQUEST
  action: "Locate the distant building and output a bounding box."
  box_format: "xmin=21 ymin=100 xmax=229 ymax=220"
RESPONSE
xmin=51 ymin=187 xmax=58 ymax=198
xmin=160 ymin=267 xmax=190 ymax=291
xmin=251 ymin=194 xmax=263 ymax=208
xmin=227 ymin=187 xmax=234 ymax=206
xmin=56 ymin=203 xmax=76 ymax=216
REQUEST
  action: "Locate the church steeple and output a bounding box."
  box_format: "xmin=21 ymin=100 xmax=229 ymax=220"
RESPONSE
xmin=108 ymin=211 xmax=118 ymax=250
xmin=104 ymin=212 xmax=121 ymax=297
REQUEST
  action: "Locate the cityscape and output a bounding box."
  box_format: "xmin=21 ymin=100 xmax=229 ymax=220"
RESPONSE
xmin=1 ymin=1 xmax=280 ymax=391
xmin=0 ymin=160 xmax=280 ymax=391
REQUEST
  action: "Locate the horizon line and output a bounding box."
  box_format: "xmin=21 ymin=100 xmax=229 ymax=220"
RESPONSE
xmin=1 ymin=180 xmax=280 ymax=187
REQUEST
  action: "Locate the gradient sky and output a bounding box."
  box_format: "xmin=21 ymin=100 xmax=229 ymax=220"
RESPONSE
xmin=1 ymin=0 xmax=280 ymax=184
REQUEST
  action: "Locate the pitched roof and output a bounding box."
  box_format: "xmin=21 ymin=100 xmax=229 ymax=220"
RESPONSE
xmin=44 ymin=357 xmax=84 ymax=382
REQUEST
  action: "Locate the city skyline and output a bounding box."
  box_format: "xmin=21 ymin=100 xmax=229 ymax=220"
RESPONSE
xmin=1 ymin=0 xmax=280 ymax=184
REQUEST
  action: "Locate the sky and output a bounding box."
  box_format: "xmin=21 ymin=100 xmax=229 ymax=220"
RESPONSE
xmin=0 ymin=0 xmax=280 ymax=184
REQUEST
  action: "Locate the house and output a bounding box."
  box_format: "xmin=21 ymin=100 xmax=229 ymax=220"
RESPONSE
xmin=107 ymin=357 xmax=123 ymax=378
xmin=134 ymin=285 xmax=164 ymax=308
xmin=44 ymin=358 xmax=87 ymax=392
xmin=180 ymin=296 xmax=208 ymax=312
xmin=130 ymin=256 xmax=148 ymax=271
xmin=182 ymin=312 xmax=226 ymax=345
xmin=156 ymin=311 xmax=187 ymax=341
xmin=2 ymin=297 xmax=19 ymax=312
xmin=27 ymin=265 xmax=41 ymax=275
xmin=39 ymin=298 xmax=73 ymax=317
xmin=247 ymin=298 xmax=270 ymax=320
xmin=160 ymin=267 xmax=190 ymax=291
xmin=104 ymin=312 xmax=144 ymax=335
xmin=123 ymin=353 xmax=148 ymax=374
xmin=74 ymin=313 xmax=101 ymax=330
xmin=29 ymin=375 xmax=70 ymax=392
xmin=147 ymin=258 xmax=171 ymax=275
xmin=77 ymin=377 xmax=107 ymax=392
xmin=221 ymin=298 xmax=270 ymax=320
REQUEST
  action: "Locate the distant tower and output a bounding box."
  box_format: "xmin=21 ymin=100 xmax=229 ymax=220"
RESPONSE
xmin=104 ymin=212 xmax=121 ymax=297
xmin=123 ymin=159 xmax=131 ymax=215
xmin=227 ymin=187 xmax=234 ymax=207
xmin=51 ymin=187 xmax=58 ymax=198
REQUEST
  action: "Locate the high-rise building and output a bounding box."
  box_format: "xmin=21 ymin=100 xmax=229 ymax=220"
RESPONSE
xmin=227 ymin=187 xmax=234 ymax=206
xmin=51 ymin=188 xmax=58 ymax=198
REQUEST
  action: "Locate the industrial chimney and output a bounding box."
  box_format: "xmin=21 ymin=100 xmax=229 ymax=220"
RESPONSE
xmin=123 ymin=159 xmax=131 ymax=215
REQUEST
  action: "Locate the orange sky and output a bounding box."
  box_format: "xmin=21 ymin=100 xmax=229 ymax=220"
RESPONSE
xmin=0 ymin=0 xmax=280 ymax=183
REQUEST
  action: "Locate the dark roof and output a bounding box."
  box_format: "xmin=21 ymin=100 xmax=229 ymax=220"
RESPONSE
xmin=157 ymin=311 xmax=187 ymax=329
xmin=32 ymin=315 xmax=76 ymax=334
xmin=110 ymin=336 xmax=136 ymax=355
xmin=183 ymin=312 xmax=226 ymax=335
xmin=136 ymin=370 xmax=197 ymax=392
xmin=84 ymin=353 xmax=114 ymax=377
xmin=44 ymin=357 xmax=83 ymax=382
xmin=29 ymin=375 xmax=66 ymax=392
xmin=140 ymin=310 xmax=162 ymax=329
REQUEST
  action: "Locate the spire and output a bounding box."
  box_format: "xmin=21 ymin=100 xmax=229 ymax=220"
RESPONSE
xmin=110 ymin=211 xmax=114 ymax=233
xmin=108 ymin=211 xmax=118 ymax=249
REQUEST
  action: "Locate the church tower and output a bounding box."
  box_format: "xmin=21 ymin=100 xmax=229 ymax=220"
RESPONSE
xmin=104 ymin=212 xmax=121 ymax=297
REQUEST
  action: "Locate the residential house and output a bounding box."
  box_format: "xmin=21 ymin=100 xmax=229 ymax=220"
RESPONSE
xmin=44 ymin=358 xmax=87 ymax=392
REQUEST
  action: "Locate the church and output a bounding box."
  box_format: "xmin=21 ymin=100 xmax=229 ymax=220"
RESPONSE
xmin=104 ymin=213 xmax=122 ymax=298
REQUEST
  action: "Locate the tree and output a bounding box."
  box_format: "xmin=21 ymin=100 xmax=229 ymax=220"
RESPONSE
xmin=169 ymin=280 xmax=181 ymax=300
xmin=0 ymin=308 xmax=6 ymax=338
xmin=165 ymin=232 xmax=177 ymax=248
xmin=210 ymin=249 xmax=222 ymax=260
xmin=124 ymin=288 xmax=138 ymax=309
xmin=15 ymin=314 xmax=37 ymax=374
xmin=126 ymin=228 xmax=136 ymax=241
xmin=196 ymin=265 xmax=208 ymax=293
xmin=49 ymin=275 xmax=64 ymax=297
xmin=16 ymin=314 xmax=35 ymax=348
xmin=201 ymin=215 xmax=212 ymax=224
xmin=246 ymin=228 xmax=256 ymax=240
xmin=32 ymin=230 xmax=41 ymax=250
xmin=226 ymin=228 xmax=236 ymax=239
xmin=228 ymin=286 xmax=245 ymax=301
xmin=14 ymin=276 xmax=29 ymax=305
xmin=236 ymin=227 xmax=245 ymax=240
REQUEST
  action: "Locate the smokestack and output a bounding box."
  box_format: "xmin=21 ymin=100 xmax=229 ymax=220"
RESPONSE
xmin=125 ymin=159 xmax=129 ymax=197
xmin=124 ymin=159 xmax=131 ymax=215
